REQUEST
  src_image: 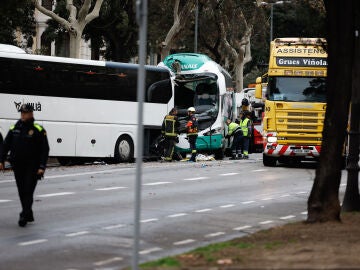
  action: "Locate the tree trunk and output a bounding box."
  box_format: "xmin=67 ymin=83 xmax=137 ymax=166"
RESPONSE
xmin=69 ymin=32 xmax=82 ymax=58
xmin=235 ymin=60 xmax=244 ymax=93
xmin=342 ymin=3 xmax=360 ymax=211
xmin=307 ymin=0 xmax=354 ymax=223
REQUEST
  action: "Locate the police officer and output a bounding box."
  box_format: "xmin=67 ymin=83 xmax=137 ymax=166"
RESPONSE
xmin=225 ymin=119 xmax=243 ymax=159
xmin=161 ymin=107 xmax=180 ymax=161
xmin=240 ymin=110 xmax=253 ymax=159
xmin=186 ymin=107 xmax=198 ymax=162
xmin=0 ymin=104 xmax=49 ymax=227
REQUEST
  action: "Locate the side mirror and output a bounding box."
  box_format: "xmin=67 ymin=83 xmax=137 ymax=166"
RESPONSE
xmin=255 ymin=77 xmax=262 ymax=99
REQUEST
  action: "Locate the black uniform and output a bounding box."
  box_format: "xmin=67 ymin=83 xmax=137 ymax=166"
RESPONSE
xmin=0 ymin=118 xmax=49 ymax=225
xmin=161 ymin=114 xmax=180 ymax=161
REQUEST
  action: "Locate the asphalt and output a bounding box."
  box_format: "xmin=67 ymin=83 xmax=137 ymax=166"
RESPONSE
xmin=0 ymin=154 xmax=348 ymax=270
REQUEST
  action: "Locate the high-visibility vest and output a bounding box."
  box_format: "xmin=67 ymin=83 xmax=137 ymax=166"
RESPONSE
xmin=227 ymin=122 xmax=240 ymax=136
xmin=163 ymin=115 xmax=177 ymax=137
xmin=240 ymin=118 xmax=251 ymax=137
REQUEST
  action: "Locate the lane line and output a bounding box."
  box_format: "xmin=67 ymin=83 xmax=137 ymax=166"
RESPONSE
xmin=93 ymin=257 xmax=123 ymax=266
xmin=220 ymin=204 xmax=235 ymax=208
xmin=95 ymin=187 xmax=127 ymax=191
xmin=183 ymin=177 xmax=209 ymax=181
xmin=233 ymin=225 xmax=252 ymax=231
xmin=167 ymin=213 xmax=188 ymax=218
xmin=296 ymin=191 xmax=307 ymax=194
xmin=280 ymin=215 xmax=296 ymax=220
xmin=242 ymin=201 xmax=255 ymax=204
xmin=252 ymin=169 xmax=268 ymax=172
xmin=205 ymin=232 xmax=225 ymax=238
xmin=259 ymin=220 xmax=274 ymax=225
xmin=219 ymin=173 xmax=239 ymax=176
xmin=301 ymin=211 xmax=308 ymax=215
xmin=66 ymin=231 xmax=89 ymax=237
xmin=280 ymin=194 xmax=291 ymax=198
xmin=261 ymin=197 xmax=273 ymax=201
xmin=141 ymin=218 xmax=159 ymax=223
xmin=340 ymin=183 xmax=347 ymax=187
xmin=37 ymin=192 xmax=75 ymax=198
xmin=173 ymin=239 xmax=195 ymax=245
xmin=0 ymin=199 xmax=12 ymax=203
xmin=102 ymin=224 xmax=125 ymax=230
xmin=0 ymin=180 xmax=14 ymax=184
xmin=139 ymin=247 xmax=163 ymax=255
xmin=18 ymin=239 xmax=48 ymax=246
xmin=143 ymin=182 xmax=172 ymax=186
xmin=195 ymin=209 xmax=212 ymax=213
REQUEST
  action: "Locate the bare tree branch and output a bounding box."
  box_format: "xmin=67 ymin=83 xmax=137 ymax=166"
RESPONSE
xmin=66 ymin=0 xmax=77 ymax=24
xmin=34 ymin=0 xmax=72 ymax=31
xmin=85 ymin=0 xmax=105 ymax=24
xmin=78 ymin=0 xmax=91 ymax=22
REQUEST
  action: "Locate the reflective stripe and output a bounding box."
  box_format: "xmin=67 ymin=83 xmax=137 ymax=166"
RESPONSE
xmin=33 ymin=123 xmax=43 ymax=132
xmin=9 ymin=125 xmax=15 ymax=130
xmin=240 ymin=118 xmax=250 ymax=136
xmin=191 ymin=150 xmax=197 ymax=153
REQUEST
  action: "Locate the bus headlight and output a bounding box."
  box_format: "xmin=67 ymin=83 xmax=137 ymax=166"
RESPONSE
xmin=267 ymin=136 xmax=277 ymax=143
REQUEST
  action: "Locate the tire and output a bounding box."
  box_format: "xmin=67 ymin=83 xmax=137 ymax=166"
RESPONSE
xmin=263 ymin=153 xmax=277 ymax=167
xmin=114 ymin=135 xmax=134 ymax=163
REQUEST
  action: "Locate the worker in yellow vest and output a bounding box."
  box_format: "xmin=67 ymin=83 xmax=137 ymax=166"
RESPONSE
xmin=240 ymin=111 xmax=253 ymax=159
xmin=161 ymin=108 xmax=180 ymax=161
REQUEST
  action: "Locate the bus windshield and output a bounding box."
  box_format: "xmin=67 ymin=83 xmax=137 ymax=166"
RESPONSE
xmin=267 ymin=76 xmax=326 ymax=102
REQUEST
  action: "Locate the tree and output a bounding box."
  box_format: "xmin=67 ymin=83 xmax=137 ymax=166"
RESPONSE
xmin=214 ymin=0 xmax=261 ymax=92
xmin=307 ymin=0 xmax=356 ymax=223
xmin=34 ymin=0 xmax=104 ymax=58
xmin=0 ymin=0 xmax=35 ymax=47
xmin=157 ymin=0 xmax=196 ymax=60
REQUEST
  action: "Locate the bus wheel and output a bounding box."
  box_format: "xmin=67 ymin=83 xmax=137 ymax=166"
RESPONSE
xmin=263 ymin=153 xmax=277 ymax=167
xmin=114 ymin=135 xmax=134 ymax=163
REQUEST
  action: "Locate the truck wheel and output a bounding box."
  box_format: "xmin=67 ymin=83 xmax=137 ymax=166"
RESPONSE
xmin=263 ymin=153 xmax=277 ymax=167
xmin=114 ymin=135 xmax=134 ymax=163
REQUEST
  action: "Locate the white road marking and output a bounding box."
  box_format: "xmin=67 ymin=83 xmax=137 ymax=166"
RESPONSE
xmin=233 ymin=225 xmax=252 ymax=231
xmin=0 ymin=199 xmax=12 ymax=203
xmin=220 ymin=204 xmax=235 ymax=208
xmin=205 ymin=232 xmax=225 ymax=238
xmin=93 ymin=257 xmax=123 ymax=266
xmin=37 ymin=192 xmax=75 ymax=198
xmin=219 ymin=173 xmax=239 ymax=176
xmin=167 ymin=213 xmax=188 ymax=218
xmin=66 ymin=231 xmax=89 ymax=237
xmin=173 ymin=239 xmax=195 ymax=245
xmin=18 ymin=239 xmax=48 ymax=246
xmin=0 ymin=180 xmax=14 ymax=184
xmin=261 ymin=197 xmax=273 ymax=201
xmin=242 ymin=200 xmax=255 ymax=204
xmin=259 ymin=220 xmax=274 ymax=225
xmin=102 ymin=224 xmax=125 ymax=230
xmin=139 ymin=247 xmax=163 ymax=255
xmin=143 ymin=182 xmax=172 ymax=186
xmin=195 ymin=208 xmax=212 ymax=213
xmin=95 ymin=187 xmax=127 ymax=191
xmin=340 ymin=183 xmax=347 ymax=187
xmin=252 ymin=169 xmax=268 ymax=172
xmin=280 ymin=215 xmax=296 ymax=220
xmin=301 ymin=211 xmax=308 ymax=215
xmin=183 ymin=177 xmax=209 ymax=181
xmin=296 ymin=191 xmax=307 ymax=194
xmin=141 ymin=218 xmax=159 ymax=223
xmin=280 ymin=194 xmax=291 ymax=198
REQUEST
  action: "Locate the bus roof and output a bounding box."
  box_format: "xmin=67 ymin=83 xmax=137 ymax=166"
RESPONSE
xmin=0 ymin=44 xmax=26 ymax=54
xmin=162 ymin=53 xmax=213 ymax=72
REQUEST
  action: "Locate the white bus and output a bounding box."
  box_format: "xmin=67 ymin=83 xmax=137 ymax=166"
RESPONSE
xmin=0 ymin=45 xmax=173 ymax=164
xmin=159 ymin=53 xmax=236 ymax=159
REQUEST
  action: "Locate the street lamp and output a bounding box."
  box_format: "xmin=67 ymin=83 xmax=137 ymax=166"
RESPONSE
xmin=259 ymin=1 xmax=290 ymax=43
xmin=194 ymin=0 xmax=198 ymax=52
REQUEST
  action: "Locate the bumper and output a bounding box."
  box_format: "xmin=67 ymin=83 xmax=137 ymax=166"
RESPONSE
xmin=264 ymin=143 xmax=321 ymax=157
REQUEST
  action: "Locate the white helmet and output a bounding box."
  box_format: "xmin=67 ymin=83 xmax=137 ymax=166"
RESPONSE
xmin=188 ymin=107 xmax=196 ymax=112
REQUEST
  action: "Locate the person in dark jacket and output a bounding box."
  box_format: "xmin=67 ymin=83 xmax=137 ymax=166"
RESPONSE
xmin=161 ymin=107 xmax=180 ymax=161
xmin=186 ymin=107 xmax=198 ymax=162
xmin=0 ymin=104 xmax=49 ymax=227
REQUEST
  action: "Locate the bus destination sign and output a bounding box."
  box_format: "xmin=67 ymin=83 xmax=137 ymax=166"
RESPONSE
xmin=276 ymin=57 xmax=327 ymax=67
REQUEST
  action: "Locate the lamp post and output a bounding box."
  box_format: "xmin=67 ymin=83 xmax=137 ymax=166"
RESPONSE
xmin=194 ymin=0 xmax=198 ymax=52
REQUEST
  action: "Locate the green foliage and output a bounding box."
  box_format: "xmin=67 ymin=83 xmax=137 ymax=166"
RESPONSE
xmin=140 ymin=257 xmax=181 ymax=268
xmin=0 ymin=0 xmax=35 ymax=47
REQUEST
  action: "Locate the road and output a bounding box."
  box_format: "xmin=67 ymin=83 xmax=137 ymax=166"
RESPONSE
xmin=0 ymin=154 xmax=348 ymax=270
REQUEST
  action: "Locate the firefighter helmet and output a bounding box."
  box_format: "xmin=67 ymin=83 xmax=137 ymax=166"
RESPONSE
xmin=187 ymin=107 xmax=196 ymax=112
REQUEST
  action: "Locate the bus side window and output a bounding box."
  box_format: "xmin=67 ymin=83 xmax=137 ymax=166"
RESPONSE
xmin=146 ymin=79 xmax=172 ymax=104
